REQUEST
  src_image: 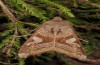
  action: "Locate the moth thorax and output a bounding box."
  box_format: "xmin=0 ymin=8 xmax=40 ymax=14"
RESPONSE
xmin=51 ymin=25 xmax=60 ymax=34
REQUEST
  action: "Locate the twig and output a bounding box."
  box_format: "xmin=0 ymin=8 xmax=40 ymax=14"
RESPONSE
xmin=0 ymin=61 xmax=11 ymax=65
xmin=0 ymin=0 xmax=28 ymax=56
xmin=47 ymin=6 xmax=64 ymax=16
xmin=0 ymin=61 xmax=18 ymax=65
xmin=85 ymin=58 xmax=100 ymax=64
xmin=0 ymin=0 xmax=29 ymax=40
xmin=15 ymin=34 xmax=32 ymax=37
xmin=2 ymin=25 xmax=18 ymax=55
xmin=6 ymin=26 xmax=18 ymax=56
xmin=17 ymin=27 xmax=29 ymax=40
xmin=20 ymin=21 xmax=39 ymax=27
xmin=79 ymin=38 xmax=89 ymax=43
xmin=89 ymin=2 xmax=100 ymax=9
xmin=0 ymin=0 xmax=18 ymax=56
xmin=74 ymin=25 xmax=100 ymax=31
xmin=0 ymin=0 xmax=17 ymax=22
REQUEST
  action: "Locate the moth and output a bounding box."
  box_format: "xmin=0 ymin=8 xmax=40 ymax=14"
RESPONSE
xmin=18 ymin=17 xmax=99 ymax=63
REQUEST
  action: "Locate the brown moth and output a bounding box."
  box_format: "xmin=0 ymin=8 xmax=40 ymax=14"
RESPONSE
xmin=18 ymin=17 xmax=100 ymax=63
xmin=18 ymin=17 xmax=87 ymax=61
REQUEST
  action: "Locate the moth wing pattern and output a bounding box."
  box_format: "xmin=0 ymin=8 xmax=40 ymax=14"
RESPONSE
xmin=18 ymin=23 xmax=55 ymax=58
xmin=18 ymin=17 xmax=87 ymax=61
xmin=53 ymin=18 xmax=86 ymax=60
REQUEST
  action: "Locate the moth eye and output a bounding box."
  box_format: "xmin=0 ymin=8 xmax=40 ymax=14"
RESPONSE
xmin=66 ymin=38 xmax=76 ymax=44
xmin=32 ymin=37 xmax=43 ymax=43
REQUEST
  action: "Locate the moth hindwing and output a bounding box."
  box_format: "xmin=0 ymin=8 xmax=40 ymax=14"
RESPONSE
xmin=18 ymin=17 xmax=87 ymax=61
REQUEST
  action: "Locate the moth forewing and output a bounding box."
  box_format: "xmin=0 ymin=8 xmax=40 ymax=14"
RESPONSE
xmin=18 ymin=17 xmax=87 ymax=61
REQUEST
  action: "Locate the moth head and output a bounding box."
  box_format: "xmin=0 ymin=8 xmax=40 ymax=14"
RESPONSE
xmin=52 ymin=17 xmax=63 ymax=22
